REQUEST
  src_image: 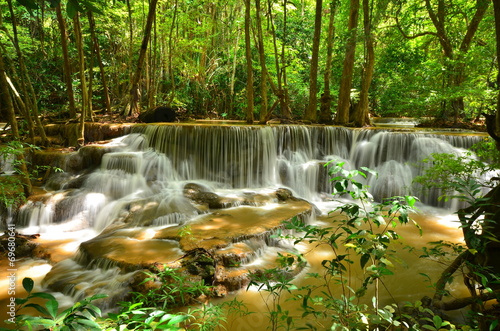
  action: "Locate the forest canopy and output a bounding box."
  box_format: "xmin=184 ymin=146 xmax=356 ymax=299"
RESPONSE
xmin=0 ymin=0 xmax=497 ymax=128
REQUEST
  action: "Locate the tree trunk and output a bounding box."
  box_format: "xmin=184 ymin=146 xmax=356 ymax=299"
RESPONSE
xmin=352 ymin=0 xmax=373 ymax=127
xmin=0 ymin=41 xmax=35 ymax=143
xmin=493 ymin=0 xmax=500 ymax=137
xmin=335 ymin=0 xmax=360 ymax=125
xmin=244 ymin=0 xmax=254 ymax=124
xmin=88 ymin=11 xmax=111 ymax=114
xmin=73 ymin=12 xmax=90 ymax=147
xmin=304 ymin=0 xmax=323 ymax=123
xmin=6 ymin=0 xmax=49 ymax=146
xmin=424 ymin=0 xmax=489 ymax=122
xmin=280 ymin=0 xmax=291 ymax=121
xmin=0 ymin=55 xmax=32 ymax=197
xmin=166 ymin=0 xmax=178 ymax=106
xmin=255 ymin=0 xmax=269 ymax=124
xmin=126 ymin=0 xmax=159 ymax=117
xmin=319 ymin=0 xmax=338 ymax=125
xmin=56 ymin=4 xmax=77 ymax=119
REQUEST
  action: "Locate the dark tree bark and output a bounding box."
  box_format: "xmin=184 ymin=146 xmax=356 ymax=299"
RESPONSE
xmin=88 ymin=11 xmax=111 ymax=114
xmin=335 ymin=0 xmax=360 ymax=125
xmin=56 ymin=3 xmax=77 ymax=119
xmin=73 ymin=12 xmax=90 ymax=147
xmin=319 ymin=0 xmax=338 ymax=125
xmin=0 ymin=55 xmax=32 ymax=197
xmin=244 ymin=0 xmax=254 ymax=124
xmin=304 ymin=0 xmax=323 ymax=123
xmin=352 ymin=0 xmax=374 ymax=127
xmin=255 ymin=0 xmax=269 ymax=124
xmin=126 ymin=0 xmax=159 ymax=117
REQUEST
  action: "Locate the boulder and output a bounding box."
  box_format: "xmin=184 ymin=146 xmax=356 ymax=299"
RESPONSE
xmin=139 ymin=106 xmax=177 ymax=123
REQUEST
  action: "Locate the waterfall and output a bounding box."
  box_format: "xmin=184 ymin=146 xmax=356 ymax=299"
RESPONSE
xmin=2 ymin=125 xmax=489 ymax=311
xmin=7 ymin=126 xmax=488 ymax=232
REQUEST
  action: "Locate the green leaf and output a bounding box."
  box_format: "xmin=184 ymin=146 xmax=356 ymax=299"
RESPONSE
xmin=15 ymin=298 xmax=28 ymax=305
xmin=80 ymin=0 xmax=104 ymax=14
xmin=24 ymin=303 xmax=50 ymax=317
xmin=75 ymin=318 xmax=101 ymax=328
xmin=47 ymin=0 xmax=60 ymax=8
xmin=66 ymin=0 xmax=83 ymax=18
xmin=360 ymin=253 xmax=370 ymax=269
xmin=166 ymin=314 xmax=190 ymax=326
xmin=16 ymin=0 xmax=39 ymax=9
xmin=405 ymin=196 xmax=416 ymax=207
xmin=432 ymin=314 xmax=442 ymax=328
xmin=23 ymin=278 xmax=34 ymax=293
xmin=46 ymin=299 xmax=59 ymax=319
xmin=30 ymin=292 xmax=57 ymax=301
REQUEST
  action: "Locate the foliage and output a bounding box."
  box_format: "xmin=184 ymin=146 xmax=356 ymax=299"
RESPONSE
xmin=4 ymin=0 xmax=494 ymax=122
xmin=412 ymin=141 xmax=500 ymax=329
xmin=413 ymin=147 xmax=500 ymax=202
xmin=247 ymin=162 xmax=427 ymax=330
xmin=0 ymin=141 xmax=63 ymax=216
xmin=3 ymin=277 xmax=106 ymax=330
xmin=131 ymin=266 xmax=212 ymax=310
xmin=105 ymin=301 xmax=190 ymax=331
xmin=247 ymin=252 xmax=305 ymax=330
xmin=0 ymin=141 xmax=29 ymax=212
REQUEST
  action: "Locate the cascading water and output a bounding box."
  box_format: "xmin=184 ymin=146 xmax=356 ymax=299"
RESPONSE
xmin=1 ymin=124 xmax=489 ymax=320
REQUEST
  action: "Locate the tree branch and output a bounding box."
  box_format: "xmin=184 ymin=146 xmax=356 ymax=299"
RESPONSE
xmin=432 ymin=250 xmax=472 ymax=303
xmin=434 ymin=289 xmax=500 ymax=311
xmin=394 ymin=11 xmax=437 ymax=40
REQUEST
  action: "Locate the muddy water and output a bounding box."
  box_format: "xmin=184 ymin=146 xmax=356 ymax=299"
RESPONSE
xmin=1 ymin=205 xmax=467 ymax=329
xmin=213 ymin=206 xmax=469 ymax=330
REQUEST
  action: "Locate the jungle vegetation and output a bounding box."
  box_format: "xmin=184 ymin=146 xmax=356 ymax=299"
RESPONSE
xmin=0 ymin=0 xmax=498 ymax=133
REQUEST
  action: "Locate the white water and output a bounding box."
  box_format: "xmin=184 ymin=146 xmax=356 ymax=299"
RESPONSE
xmin=0 ymin=125 xmax=489 ymax=328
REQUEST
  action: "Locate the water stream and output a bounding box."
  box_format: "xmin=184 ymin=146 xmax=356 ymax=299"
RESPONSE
xmin=0 ymin=124 xmax=489 ymax=328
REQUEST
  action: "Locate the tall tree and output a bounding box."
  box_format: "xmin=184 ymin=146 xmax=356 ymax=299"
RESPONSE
xmin=73 ymin=11 xmax=91 ymax=146
xmin=125 ymin=0 xmax=159 ymax=117
xmin=0 ymin=54 xmax=32 ymax=197
xmin=494 ymin=0 xmax=500 ymax=138
xmin=255 ymin=0 xmax=269 ymax=123
xmin=244 ymin=0 xmax=254 ymax=124
xmin=335 ymin=0 xmax=360 ymax=125
xmin=5 ymin=0 xmax=49 ymax=146
xmin=304 ymin=0 xmax=323 ymax=123
xmin=351 ymin=0 xmax=377 ymax=126
xmin=319 ymin=0 xmax=338 ymax=124
xmin=396 ymin=0 xmax=489 ymax=123
xmin=88 ymin=11 xmax=111 ymax=114
xmin=267 ymin=0 xmax=291 ymax=122
xmin=56 ymin=3 xmax=77 ymax=119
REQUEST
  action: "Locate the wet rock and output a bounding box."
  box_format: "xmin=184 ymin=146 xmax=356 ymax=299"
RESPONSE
xmin=214 ymin=269 xmax=251 ymax=292
xmin=183 ymin=183 xmax=241 ymax=209
xmin=0 ymin=233 xmax=50 ymax=260
xmin=43 ymin=123 xmax=133 ymax=146
xmin=139 ymin=106 xmax=178 ymax=123
xmin=181 ymin=248 xmax=217 ymax=284
xmin=276 ymin=188 xmax=295 ymax=202
xmin=215 ymin=242 xmax=257 ymax=268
